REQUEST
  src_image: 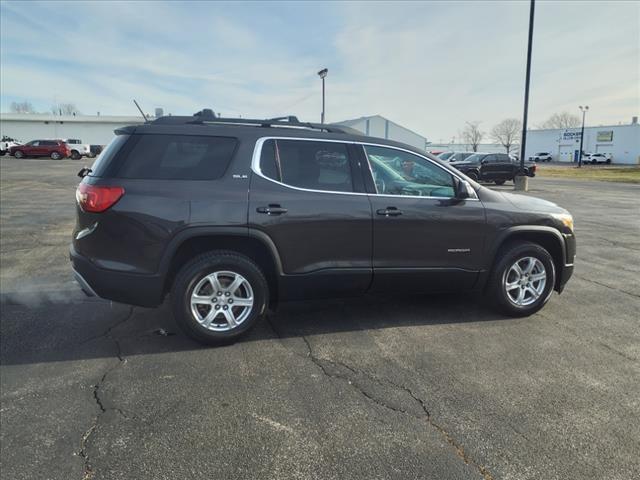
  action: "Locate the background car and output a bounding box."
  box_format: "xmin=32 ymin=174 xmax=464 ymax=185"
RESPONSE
xmin=1 ymin=136 xmax=21 ymax=155
xmin=447 ymin=152 xmax=474 ymax=163
xmin=530 ymin=152 xmax=552 ymax=162
xmin=450 ymin=152 xmax=535 ymax=184
xmin=582 ymin=152 xmax=612 ymax=164
xmin=9 ymin=139 xmax=70 ymax=160
xmin=63 ymin=139 xmax=91 ymax=159
xmin=437 ymin=151 xmax=455 ymax=161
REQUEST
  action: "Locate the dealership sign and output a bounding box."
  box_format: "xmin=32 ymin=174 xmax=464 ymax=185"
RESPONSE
xmin=597 ymin=131 xmax=613 ymax=142
xmin=562 ymin=130 xmax=582 ymax=140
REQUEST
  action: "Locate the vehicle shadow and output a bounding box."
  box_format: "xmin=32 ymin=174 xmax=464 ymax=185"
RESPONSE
xmin=0 ymin=292 xmax=515 ymax=366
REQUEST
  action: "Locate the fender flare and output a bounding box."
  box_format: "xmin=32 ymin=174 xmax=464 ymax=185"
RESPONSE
xmin=157 ymin=226 xmax=284 ymax=276
xmin=488 ymin=225 xmax=567 ymax=266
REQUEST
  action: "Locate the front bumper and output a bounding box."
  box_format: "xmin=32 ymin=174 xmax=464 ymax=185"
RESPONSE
xmin=70 ymin=245 xmax=165 ymax=307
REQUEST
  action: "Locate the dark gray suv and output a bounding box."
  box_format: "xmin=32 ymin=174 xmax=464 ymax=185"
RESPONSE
xmin=71 ymin=111 xmax=575 ymax=344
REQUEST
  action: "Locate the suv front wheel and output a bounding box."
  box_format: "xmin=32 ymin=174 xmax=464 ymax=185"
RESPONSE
xmin=487 ymin=241 xmax=556 ymax=317
xmin=171 ymin=250 xmax=268 ymax=345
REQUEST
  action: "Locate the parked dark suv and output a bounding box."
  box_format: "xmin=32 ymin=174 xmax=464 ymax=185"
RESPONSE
xmin=71 ymin=111 xmax=575 ymax=344
xmin=450 ymin=152 xmax=536 ymax=185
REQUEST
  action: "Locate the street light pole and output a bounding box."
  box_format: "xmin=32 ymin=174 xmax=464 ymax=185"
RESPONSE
xmin=318 ymin=68 xmax=328 ymax=124
xmin=515 ymin=0 xmax=535 ymax=191
xmin=577 ymin=105 xmax=589 ymax=168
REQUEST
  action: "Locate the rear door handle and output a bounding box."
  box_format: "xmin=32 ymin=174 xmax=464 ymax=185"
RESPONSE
xmin=257 ymin=204 xmax=288 ymax=215
xmin=376 ymin=207 xmax=402 ymax=217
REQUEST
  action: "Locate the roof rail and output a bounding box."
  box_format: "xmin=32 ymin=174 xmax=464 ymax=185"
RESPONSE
xmin=151 ymin=109 xmax=363 ymax=135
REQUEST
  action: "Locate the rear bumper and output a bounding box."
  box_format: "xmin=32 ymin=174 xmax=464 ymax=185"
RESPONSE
xmin=70 ymin=245 xmax=165 ymax=307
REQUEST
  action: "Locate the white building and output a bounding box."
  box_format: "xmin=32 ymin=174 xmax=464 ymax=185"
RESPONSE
xmin=525 ymin=122 xmax=639 ymax=164
xmin=335 ymin=115 xmax=429 ymax=151
xmin=0 ymin=113 xmax=146 ymax=145
xmin=1 ymin=112 xmax=430 ymax=151
xmin=425 ymin=120 xmax=639 ymax=165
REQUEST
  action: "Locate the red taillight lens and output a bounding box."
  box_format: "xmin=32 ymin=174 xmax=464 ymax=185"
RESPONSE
xmin=76 ymin=183 xmax=125 ymax=213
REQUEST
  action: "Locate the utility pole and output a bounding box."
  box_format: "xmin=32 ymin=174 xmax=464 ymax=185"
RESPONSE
xmin=318 ymin=68 xmax=328 ymax=123
xmin=578 ymin=105 xmax=589 ymax=167
xmin=516 ymin=0 xmax=535 ymax=191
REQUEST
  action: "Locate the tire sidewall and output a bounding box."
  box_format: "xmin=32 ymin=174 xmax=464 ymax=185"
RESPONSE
xmin=51 ymin=152 xmax=61 ymax=160
xmin=173 ymin=253 xmax=268 ymax=344
xmin=14 ymin=151 xmax=24 ymax=158
xmin=491 ymin=243 xmax=556 ymax=316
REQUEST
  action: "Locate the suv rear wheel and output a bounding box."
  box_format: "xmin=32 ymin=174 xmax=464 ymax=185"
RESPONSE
xmin=171 ymin=250 xmax=268 ymax=345
xmin=487 ymin=241 xmax=555 ymax=317
xmin=70 ymin=150 xmax=81 ymax=160
xmin=466 ymin=170 xmax=479 ymax=181
xmin=51 ymin=152 xmax=62 ymax=160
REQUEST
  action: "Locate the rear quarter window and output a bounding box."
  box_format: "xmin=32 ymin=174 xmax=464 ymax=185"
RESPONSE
xmin=105 ymin=134 xmax=237 ymax=180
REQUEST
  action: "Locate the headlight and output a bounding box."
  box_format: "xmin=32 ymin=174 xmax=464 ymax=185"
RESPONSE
xmin=552 ymin=213 xmax=574 ymax=232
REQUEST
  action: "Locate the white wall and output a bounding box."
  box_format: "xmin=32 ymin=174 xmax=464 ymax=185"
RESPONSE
xmin=336 ymin=115 xmax=428 ymax=151
xmin=525 ymin=124 xmax=640 ymax=164
xmin=0 ymin=114 xmax=145 ymax=145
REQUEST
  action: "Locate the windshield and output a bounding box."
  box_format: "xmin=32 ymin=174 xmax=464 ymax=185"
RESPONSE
xmin=438 ymin=152 xmax=454 ymax=161
xmin=461 ymin=154 xmax=483 ymax=163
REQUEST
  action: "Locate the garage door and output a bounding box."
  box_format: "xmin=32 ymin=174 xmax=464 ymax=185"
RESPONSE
xmin=558 ymin=145 xmax=577 ymax=163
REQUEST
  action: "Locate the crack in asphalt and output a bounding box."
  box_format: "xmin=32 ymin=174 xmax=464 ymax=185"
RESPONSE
xmin=574 ymin=274 xmax=640 ymax=299
xmin=266 ymin=315 xmax=493 ymax=480
xmin=78 ymin=306 xmax=134 ymax=480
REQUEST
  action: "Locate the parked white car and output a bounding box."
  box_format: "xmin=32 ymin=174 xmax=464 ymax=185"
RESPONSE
xmin=63 ymin=139 xmax=91 ymax=160
xmin=530 ymin=152 xmax=552 ymax=162
xmin=1 ymin=137 xmax=21 ymax=155
xmin=582 ymin=153 xmax=612 ymax=164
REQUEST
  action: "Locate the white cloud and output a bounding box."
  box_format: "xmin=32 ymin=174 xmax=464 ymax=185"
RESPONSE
xmin=1 ymin=0 xmax=638 ymax=139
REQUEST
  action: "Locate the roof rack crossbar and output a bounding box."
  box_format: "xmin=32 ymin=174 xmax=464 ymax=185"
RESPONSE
xmin=152 ymin=110 xmax=362 ymax=135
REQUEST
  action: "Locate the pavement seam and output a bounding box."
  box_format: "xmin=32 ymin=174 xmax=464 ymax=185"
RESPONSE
xmin=573 ymin=274 xmax=640 ymax=299
xmin=266 ymin=315 xmax=493 ymax=480
xmin=77 ymin=306 xmax=134 ymax=480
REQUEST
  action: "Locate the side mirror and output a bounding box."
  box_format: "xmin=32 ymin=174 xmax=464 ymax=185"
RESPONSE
xmin=454 ymin=178 xmax=471 ymax=200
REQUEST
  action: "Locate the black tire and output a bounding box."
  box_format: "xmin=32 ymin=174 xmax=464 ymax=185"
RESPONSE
xmin=171 ymin=250 xmax=268 ymax=345
xmin=467 ymin=170 xmax=479 ymax=181
xmin=591 ymin=160 xmax=597 ymax=165
xmin=51 ymin=152 xmax=62 ymax=160
xmin=70 ymin=150 xmax=81 ymax=160
xmin=486 ymin=241 xmax=556 ymax=317
xmin=606 ymin=159 xmax=611 ymax=164
xmin=14 ymin=150 xmax=24 ymax=159
xmin=494 ymin=180 xmax=506 ymax=185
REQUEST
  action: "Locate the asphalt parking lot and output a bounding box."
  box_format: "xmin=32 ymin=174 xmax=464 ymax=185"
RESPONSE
xmin=1 ymin=157 xmax=639 ymax=480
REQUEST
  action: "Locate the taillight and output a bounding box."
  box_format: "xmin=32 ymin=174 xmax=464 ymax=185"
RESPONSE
xmin=76 ymin=183 xmax=124 ymax=213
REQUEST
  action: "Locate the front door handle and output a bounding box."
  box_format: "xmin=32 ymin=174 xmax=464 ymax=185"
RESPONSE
xmin=376 ymin=207 xmax=402 ymax=217
xmin=257 ymin=204 xmax=288 ymax=215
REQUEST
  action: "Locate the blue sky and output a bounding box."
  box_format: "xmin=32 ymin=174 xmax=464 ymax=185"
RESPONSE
xmin=1 ymin=0 xmax=638 ymax=141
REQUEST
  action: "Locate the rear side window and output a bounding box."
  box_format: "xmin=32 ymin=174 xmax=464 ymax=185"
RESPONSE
xmin=90 ymin=135 xmax=130 ymax=177
xmin=109 ymin=134 xmax=237 ymax=180
xmin=259 ymin=139 xmax=354 ymax=193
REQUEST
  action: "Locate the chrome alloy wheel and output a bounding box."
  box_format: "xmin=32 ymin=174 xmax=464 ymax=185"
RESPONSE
xmin=503 ymin=256 xmax=547 ymax=307
xmin=190 ymin=271 xmax=254 ymax=332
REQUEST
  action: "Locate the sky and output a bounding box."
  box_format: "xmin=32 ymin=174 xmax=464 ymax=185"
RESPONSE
xmin=1 ymin=0 xmax=638 ymax=142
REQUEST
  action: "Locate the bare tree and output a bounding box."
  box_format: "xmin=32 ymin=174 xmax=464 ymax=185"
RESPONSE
xmin=10 ymin=101 xmax=35 ymax=114
xmin=51 ymin=103 xmax=80 ymax=115
xmin=538 ymin=112 xmax=581 ymax=129
xmin=491 ymin=118 xmax=522 ymax=153
xmin=461 ymin=121 xmax=484 ymax=152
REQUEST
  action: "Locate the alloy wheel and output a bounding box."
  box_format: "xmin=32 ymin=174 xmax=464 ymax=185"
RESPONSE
xmin=190 ymin=270 xmax=254 ymax=332
xmin=503 ymin=256 xmax=547 ymax=307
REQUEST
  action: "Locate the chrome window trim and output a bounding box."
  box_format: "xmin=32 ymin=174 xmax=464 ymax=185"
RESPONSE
xmin=250 ymin=136 xmax=479 ymax=201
